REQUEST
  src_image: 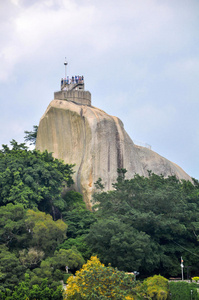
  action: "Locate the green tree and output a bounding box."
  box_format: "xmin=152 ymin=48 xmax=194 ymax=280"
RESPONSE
xmin=44 ymin=248 xmax=84 ymax=276
xmin=58 ymin=235 xmax=92 ymax=261
xmin=1 ymin=274 xmax=63 ymax=300
xmin=65 ymin=256 xmax=139 ymax=300
xmin=19 ymin=248 xmax=45 ymax=269
xmin=0 ymin=204 xmax=67 ymax=255
xmin=0 ymin=140 xmax=74 ymax=217
xmin=0 ymin=245 xmax=25 ymax=291
xmin=28 ymin=247 xmax=84 ymax=286
xmin=0 ymin=204 xmax=69 ymax=292
xmin=59 ymin=191 xmax=96 ymax=259
xmin=86 ymin=217 xmax=158 ymax=272
xmin=143 ymin=275 xmax=169 ymax=300
xmin=91 ymin=171 xmax=199 ymax=277
xmin=24 ymin=125 xmax=38 ymax=145
xmin=0 ymin=204 xmax=29 ymax=250
xmin=62 ymin=208 xmax=96 ymax=239
xmin=25 ymin=209 xmax=67 ymax=255
xmin=61 ymin=191 xmax=96 ymax=237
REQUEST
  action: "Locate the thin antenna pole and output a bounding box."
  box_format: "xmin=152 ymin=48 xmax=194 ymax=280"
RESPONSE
xmin=64 ymin=57 xmax=68 ymax=78
xmin=181 ymin=256 xmax=184 ymax=280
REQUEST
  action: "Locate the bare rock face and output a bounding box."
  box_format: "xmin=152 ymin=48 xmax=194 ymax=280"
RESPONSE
xmin=36 ymin=99 xmax=192 ymax=208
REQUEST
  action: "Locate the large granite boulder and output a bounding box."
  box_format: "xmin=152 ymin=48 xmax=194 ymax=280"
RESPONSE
xmin=36 ymin=99 xmax=192 ymax=208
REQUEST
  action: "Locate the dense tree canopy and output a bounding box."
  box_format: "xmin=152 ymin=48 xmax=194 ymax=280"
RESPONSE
xmin=1 ymin=135 xmax=199 ymax=298
xmin=0 ymin=274 xmax=63 ymax=300
xmin=0 ymin=245 xmax=25 ymax=291
xmin=86 ymin=217 xmax=158 ymax=272
xmin=25 ymin=210 xmax=67 ymax=255
xmin=58 ymin=191 xmax=96 ymax=260
xmin=0 ymin=204 xmax=69 ymax=292
xmin=0 ymin=140 xmax=74 ymax=217
xmin=0 ymin=204 xmax=28 ymax=250
xmin=0 ymin=140 xmax=88 ymax=297
xmin=87 ymin=171 xmax=199 ymax=277
xmin=0 ymin=204 xmax=67 ymax=254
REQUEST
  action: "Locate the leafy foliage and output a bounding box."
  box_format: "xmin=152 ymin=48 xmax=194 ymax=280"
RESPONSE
xmin=0 ymin=204 xmax=67 ymax=255
xmin=2 ymin=132 xmax=199 ymax=298
xmin=19 ymin=247 xmax=45 ymax=269
xmin=24 ymin=125 xmax=38 ymax=145
xmin=58 ymin=191 xmax=96 ymax=259
xmin=0 ymin=274 xmax=63 ymax=300
xmin=143 ymin=275 xmax=169 ymax=300
xmin=89 ymin=171 xmax=199 ymax=277
xmin=0 ymin=204 xmax=29 ymax=250
xmin=0 ymin=204 xmax=69 ymax=296
xmin=169 ymin=281 xmax=198 ymax=300
xmin=86 ymin=217 xmax=158 ymax=272
xmin=65 ymin=256 xmax=139 ymax=300
xmin=0 ymin=139 xmax=81 ymax=297
xmin=28 ymin=247 xmax=84 ymax=286
xmin=192 ymin=276 xmax=199 ymax=282
xmin=58 ymin=235 xmax=92 ymax=261
xmin=25 ymin=209 xmax=67 ymax=255
xmin=0 ymin=140 xmax=74 ymax=217
xmin=0 ymin=245 xmax=25 ymax=291
xmin=61 ymin=191 xmax=96 ymax=239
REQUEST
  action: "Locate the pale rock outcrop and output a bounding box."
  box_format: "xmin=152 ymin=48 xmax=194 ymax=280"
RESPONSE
xmin=36 ymin=99 xmax=192 ymax=208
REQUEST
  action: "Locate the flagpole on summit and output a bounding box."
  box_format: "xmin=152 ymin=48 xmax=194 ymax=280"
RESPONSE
xmin=64 ymin=58 xmax=68 ymax=78
xmin=181 ymin=256 xmax=184 ymax=280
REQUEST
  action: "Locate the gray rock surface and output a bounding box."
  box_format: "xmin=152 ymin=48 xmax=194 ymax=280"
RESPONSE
xmin=36 ymin=99 xmax=192 ymax=208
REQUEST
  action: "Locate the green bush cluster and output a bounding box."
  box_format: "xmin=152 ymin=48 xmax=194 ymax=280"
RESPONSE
xmin=169 ymin=281 xmax=199 ymax=300
xmin=63 ymin=273 xmax=73 ymax=284
xmin=0 ymin=275 xmax=63 ymax=300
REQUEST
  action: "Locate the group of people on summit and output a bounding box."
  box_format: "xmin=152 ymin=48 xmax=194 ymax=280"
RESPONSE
xmin=61 ymin=75 xmax=84 ymax=86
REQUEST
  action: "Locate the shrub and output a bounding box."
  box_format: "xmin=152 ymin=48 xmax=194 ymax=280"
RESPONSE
xmin=143 ymin=275 xmax=169 ymax=300
xmin=169 ymin=281 xmax=198 ymax=300
xmin=63 ymin=273 xmax=73 ymax=284
xmin=64 ymin=256 xmax=138 ymax=299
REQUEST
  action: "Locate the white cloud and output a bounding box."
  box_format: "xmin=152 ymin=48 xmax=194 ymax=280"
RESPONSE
xmin=1 ymin=0 xmax=198 ymax=81
xmin=0 ymin=0 xmax=96 ymax=80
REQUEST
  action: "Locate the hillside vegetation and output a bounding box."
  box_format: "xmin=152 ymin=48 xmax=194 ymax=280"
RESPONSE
xmin=0 ymin=140 xmax=199 ymax=299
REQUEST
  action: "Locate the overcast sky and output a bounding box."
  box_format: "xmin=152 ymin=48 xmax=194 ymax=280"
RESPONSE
xmin=0 ymin=0 xmax=199 ymax=179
